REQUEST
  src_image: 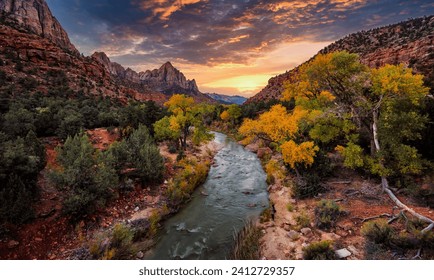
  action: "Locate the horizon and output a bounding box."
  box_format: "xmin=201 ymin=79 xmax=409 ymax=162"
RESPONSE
xmin=46 ymin=0 xmax=434 ymax=97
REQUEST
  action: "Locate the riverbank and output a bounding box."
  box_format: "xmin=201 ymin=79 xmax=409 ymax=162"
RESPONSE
xmin=244 ymin=142 xmax=434 ymax=260
xmin=76 ymin=135 xmax=225 ymax=260
xmin=0 ymin=129 xmax=222 ymax=260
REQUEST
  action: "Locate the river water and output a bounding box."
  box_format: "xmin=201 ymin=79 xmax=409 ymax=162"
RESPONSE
xmin=147 ymin=132 xmax=268 ymax=260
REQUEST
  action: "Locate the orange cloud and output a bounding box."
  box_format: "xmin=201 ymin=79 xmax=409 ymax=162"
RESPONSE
xmin=138 ymin=0 xmax=205 ymax=21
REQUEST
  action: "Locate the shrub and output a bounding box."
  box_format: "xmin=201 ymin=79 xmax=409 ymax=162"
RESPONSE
xmin=303 ymin=240 xmax=336 ymax=260
xmin=89 ymin=223 xmax=135 ymax=260
xmin=315 ymin=200 xmax=344 ymax=230
xmin=361 ymin=220 xmax=394 ymax=244
xmin=292 ymin=173 xmax=324 ymax=198
xmin=292 ymin=151 xmax=332 ymax=198
xmin=260 ymin=206 xmax=272 ymax=223
xmin=49 ymin=133 xmax=118 ymax=221
xmin=165 ymin=158 xmax=210 ymax=206
xmin=286 ymin=202 xmax=294 ymax=212
xmin=295 ymin=211 xmax=311 ymax=229
xmin=148 ymin=210 xmax=161 ymax=236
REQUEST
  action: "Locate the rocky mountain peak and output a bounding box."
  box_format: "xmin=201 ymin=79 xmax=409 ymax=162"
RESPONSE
xmin=0 ymin=0 xmax=79 ymax=55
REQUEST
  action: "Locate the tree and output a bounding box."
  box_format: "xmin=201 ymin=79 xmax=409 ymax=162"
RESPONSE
xmin=124 ymin=125 xmax=164 ymax=183
xmin=283 ymin=51 xmax=433 ymax=232
xmin=107 ymin=125 xmax=164 ymax=184
xmin=2 ymin=105 xmax=35 ymax=137
xmin=0 ymin=131 xmax=45 ymax=224
xmin=220 ymin=104 xmax=242 ymax=127
xmin=154 ymin=94 xmax=213 ymax=150
xmin=50 ymin=133 xmax=118 ymax=219
xmin=239 ymin=103 xmax=320 ymax=171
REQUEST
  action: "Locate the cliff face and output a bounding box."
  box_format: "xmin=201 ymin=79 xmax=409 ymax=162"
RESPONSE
xmin=248 ymin=15 xmax=434 ymax=103
xmin=0 ymin=0 xmax=79 ymax=55
xmin=92 ymin=52 xmax=211 ymax=102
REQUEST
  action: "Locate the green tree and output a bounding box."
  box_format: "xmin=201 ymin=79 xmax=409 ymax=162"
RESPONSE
xmin=2 ymin=105 xmax=35 ymax=137
xmin=50 ymin=133 xmax=118 ymax=219
xmin=124 ymin=125 xmax=164 ymax=184
xmin=0 ymin=132 xmax=45 ymax=224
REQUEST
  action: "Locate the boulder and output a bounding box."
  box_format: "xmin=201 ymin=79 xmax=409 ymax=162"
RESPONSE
xmin=335 ymin=248 xmax=351 ymax=259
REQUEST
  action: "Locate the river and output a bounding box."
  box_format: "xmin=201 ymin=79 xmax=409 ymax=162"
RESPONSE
xmin=147 ymin=132 xmax=269 ymax=260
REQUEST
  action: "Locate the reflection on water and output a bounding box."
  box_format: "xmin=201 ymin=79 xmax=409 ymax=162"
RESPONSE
xmin=148 ymin=132 xmax=268 ymax=260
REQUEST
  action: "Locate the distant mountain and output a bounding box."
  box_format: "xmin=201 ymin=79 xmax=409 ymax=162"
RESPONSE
xmin=247 ymin=15 xmax=434 ymax=103
xmin=92 ymin=52 xmax=212 ymax=102
xmin=206 ymin=93 xmax=247 ymax=105
xmin=0 ymin=0 xmax=212 ymax=104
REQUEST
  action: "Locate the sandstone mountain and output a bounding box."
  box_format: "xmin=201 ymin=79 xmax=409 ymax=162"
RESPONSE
xmin=0 ymin=0 xmax=78 ymax=55
xmin=247 ymin=15 xmax=434 ymax=103
xmin=0 ymin=0 xmax=211 ymax=104
xmin=91 ymin=52 xmax=209 ymax=101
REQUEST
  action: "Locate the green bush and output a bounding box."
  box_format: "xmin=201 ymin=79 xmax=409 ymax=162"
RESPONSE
xmin=303 ymin=240 xmax=336 ymax=260
xmin=89 ymin=223 xmax=135 ymax=260
xmin=0 ymin=131 xmax=45 ymax=224
xmin=292 ymin=173 xmax=323 ymax=198
xmin=361 ymin=220 xmax=394 ymax=244
xmin=315 ymin=200 xmax=344 ymax=230
xmin=295 ymin=211 xmax=311 ymax=229
xmin=49 ymin=133 xmax=118 ymax=221
xmin=286 ymin=202 xmax=294 ymax=212
xmin=165 ymin=158 xmax=210 ymax=206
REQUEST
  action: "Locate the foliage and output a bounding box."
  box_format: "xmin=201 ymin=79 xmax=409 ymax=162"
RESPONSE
xmin=281 ymin=140 xmax=319 ymax=169
xmin=265 ymin=159 xmax=286 ymax=181
xmin=49 ymin=133 xmax=118 ymax=220
xmin=303 ymin=240 xmax=336 ymax=260
xmin=295 ymin=211 xmax=311 ymax=229
xmin=123 ymin=125 xmax=164 ymax=184
xmin=314 ymin=200 xmax=344 ymax=230
xmin=165 ymin=158 xmax=210 ymax=206
xmin=361 ymin=220 xmax=394 ymax=244
xmin=148 ymin=210 xmax=161 ymax=236
xmin=286 ymin=202 xmax=294 ymax=212
xmin=0 ymin=131 xmax=46 ymax=224
xmin=89 ymin=223 xmax=135 ymax=260
xmin=239 ymin=104 xmax=302 ymax=144
xmin=154 ymin=94 xmax=213 ymax=150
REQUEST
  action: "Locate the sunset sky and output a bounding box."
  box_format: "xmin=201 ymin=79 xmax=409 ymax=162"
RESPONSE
xmin=46 ymin=0 xmax=434 ymax=97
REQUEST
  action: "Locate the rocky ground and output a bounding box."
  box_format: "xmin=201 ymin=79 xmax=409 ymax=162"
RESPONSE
xmin=244 ymin=143 xmax=434 ymax=260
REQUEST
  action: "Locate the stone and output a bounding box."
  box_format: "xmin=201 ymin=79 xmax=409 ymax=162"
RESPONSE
xmin=287 ymin=230 xmax=299 ymax=240
xmin=257 ymin=147 xmax=272 ymax=159
xmin=137 ymin=251 xmax=144 ymax=259
xmin=35 ymin=237 xmax=43 ymax=242
xmin=7 ymin=240 xmax=19 ymax=249
xmin=347 ymin=245 xmax=359 ymax=255
xmin=300 ymin=227 xmax=312 ymax=236
xmin=335 ymin=248 xmax=352 ymax=259
xmin=134 ymin=206 xmax=140 ymax=212
xmin=283 ymin=224 xmax=291 ymax=231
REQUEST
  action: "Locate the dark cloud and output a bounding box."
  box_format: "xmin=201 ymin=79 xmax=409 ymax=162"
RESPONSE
xmin=46 ymin=0 xmax=434 ymax=66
